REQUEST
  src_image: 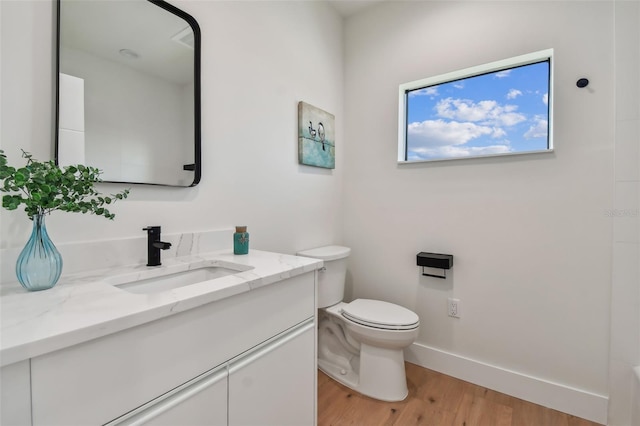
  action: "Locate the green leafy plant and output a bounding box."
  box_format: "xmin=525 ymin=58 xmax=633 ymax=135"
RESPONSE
xmin=0 ymin=149 xmax=129 ymax=220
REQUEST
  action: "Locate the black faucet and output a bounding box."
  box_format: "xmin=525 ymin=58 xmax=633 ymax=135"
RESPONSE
xmin=142 ymin=226 xmax=172 ymax=266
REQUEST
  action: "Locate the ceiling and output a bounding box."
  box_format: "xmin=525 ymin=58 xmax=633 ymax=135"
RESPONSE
xmin=327 ymin=0 xmax=385 ymax=17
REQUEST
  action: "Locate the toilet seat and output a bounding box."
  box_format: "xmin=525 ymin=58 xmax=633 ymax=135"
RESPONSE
xmin=341 ymin=299 xmax=419 ymax=331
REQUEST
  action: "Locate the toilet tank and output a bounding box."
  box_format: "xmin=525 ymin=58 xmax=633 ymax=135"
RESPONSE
xmin=297 ymin=245 xmax=351 ymax=308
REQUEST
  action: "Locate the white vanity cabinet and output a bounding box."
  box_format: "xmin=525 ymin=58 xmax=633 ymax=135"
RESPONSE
xmin=0 ymin=361 xmax=32 ymax=425
xmin=228 ymin=319 xmax=315 ymax=426
xmin=115 ymin=318 xmax=315 ymax=426
xmin=111 ymin=364 xmax=228 ymax=426
xmin=26 ymin=272 xmax=316 ymax=426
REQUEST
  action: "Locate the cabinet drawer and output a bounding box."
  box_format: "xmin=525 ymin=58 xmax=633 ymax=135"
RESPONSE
xmin=0 ymin=361 xmax=31 ymax=425
xmin=229 ymin=319 xmax=315 ymax=426
xmin=31 ymin=272 xmax=314 ymax=425
xmin=109 ymin=364 xmax=228 ymax=426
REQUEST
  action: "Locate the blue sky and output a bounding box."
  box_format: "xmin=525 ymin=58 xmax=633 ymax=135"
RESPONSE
xmin=405 ymin=61 xmax=550 ymax=161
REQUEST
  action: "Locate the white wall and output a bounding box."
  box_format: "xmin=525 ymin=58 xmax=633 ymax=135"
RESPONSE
xmin=608 ymin=1 xmax=640 ymax=425
xmin=0 ymin=0 xmax=344 ymax=257
xmin=343 ymin=1 xmax=614 ymax=422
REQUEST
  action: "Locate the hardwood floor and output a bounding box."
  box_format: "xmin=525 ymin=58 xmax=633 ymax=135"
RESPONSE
xmin=317 ymin=362 xmax=603 ymax=426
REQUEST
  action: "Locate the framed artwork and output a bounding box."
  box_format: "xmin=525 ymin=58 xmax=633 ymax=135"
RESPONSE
xmin=298 ymin=101 xmax=335 ymax=169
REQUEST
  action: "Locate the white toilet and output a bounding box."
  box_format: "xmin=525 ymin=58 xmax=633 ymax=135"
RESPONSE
xmin=297 ymin=245 xmax=419 ymax=402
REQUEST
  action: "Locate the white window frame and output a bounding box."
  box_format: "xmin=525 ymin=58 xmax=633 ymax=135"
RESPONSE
xmin=398 ymin=49 xmax=554 ymax=163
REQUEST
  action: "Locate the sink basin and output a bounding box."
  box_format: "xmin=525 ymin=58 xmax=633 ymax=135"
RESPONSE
xmin=106 ymin=262 xmax=253 ymax=294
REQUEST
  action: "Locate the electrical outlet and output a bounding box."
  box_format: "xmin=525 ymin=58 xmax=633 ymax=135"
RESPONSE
xmin=448 ymin=298 xmax=460 ymax=318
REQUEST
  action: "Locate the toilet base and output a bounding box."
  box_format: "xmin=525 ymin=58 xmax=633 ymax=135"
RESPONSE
xmin=318 ymin=357 xmax=360 ymax=393
xmin=319 ymin=342 xmax=409 ymax=402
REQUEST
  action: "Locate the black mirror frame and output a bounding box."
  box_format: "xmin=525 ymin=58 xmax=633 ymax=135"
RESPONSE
xmin=54 ymin=0 xmax=202 ymax=187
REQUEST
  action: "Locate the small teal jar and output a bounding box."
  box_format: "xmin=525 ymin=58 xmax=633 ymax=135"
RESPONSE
xmin=233 ymin=226 xmax=249 ymax=255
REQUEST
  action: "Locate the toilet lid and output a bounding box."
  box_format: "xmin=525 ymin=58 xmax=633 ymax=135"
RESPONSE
xmin=297 ymin=245 xmax=351 ymax=261
xmin=341 ymin=299 xmax=419 ymax=330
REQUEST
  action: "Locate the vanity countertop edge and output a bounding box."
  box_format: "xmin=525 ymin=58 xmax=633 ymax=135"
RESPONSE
xmin=0 ymin=249 xmax=323 ymax=367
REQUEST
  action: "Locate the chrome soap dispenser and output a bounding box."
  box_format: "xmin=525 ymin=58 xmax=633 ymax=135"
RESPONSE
xmin=233 ymin=226 xmax=249 ymax=255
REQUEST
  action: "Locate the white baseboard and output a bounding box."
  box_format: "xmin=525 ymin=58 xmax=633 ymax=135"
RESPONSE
xmin=404 ymin=342 xmax=608 ymax=425
xmin=632 ymin=367 xmax=640 ymax=426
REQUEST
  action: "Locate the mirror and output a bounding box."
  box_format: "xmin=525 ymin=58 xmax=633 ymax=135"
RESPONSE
xmin=56 ymin=0 xmax=201 ymax=187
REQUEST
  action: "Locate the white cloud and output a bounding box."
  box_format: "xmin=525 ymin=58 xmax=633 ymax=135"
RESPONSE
xmin=435 ymin=97 xmax=526 ymax=127
xmin=491 ymin=127 xmax=507 ymax=138
xmin=506 ymin=89 xmax=522 ymax=99
xmin=409 ymin=86 xmax=439 ymax=97
xmin=542 ymin=93 xmax=548 ymax=105
xmin=436 ymin=98 xmax=496 ymax=122
xmin=524 ymin=116 xmax=548 ymax=139
xmin=499 ymin=110 xmax=526 ymax=127
xmin=453 ymin=82 xmax=464 ymax=89
xmin=407 ymin=119 xmax=494 ymax=147
xmin=495 ymin=70 xmax=511 ymax=78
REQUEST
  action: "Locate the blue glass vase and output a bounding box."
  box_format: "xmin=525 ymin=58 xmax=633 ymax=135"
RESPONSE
xmin=16 ymin=214 xmax=63 ymax=291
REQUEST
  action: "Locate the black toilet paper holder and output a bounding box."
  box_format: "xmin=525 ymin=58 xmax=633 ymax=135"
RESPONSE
xmin=417 ymin=252 xmax=453 ymax=279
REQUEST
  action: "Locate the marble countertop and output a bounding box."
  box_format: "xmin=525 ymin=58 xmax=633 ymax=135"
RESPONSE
xmin=0 ymin=249 xmax=322 ymax=367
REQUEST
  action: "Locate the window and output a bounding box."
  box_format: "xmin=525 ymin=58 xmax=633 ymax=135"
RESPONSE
xmin=398 ymin=49 xmax=553 ymax=163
